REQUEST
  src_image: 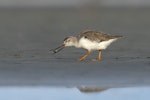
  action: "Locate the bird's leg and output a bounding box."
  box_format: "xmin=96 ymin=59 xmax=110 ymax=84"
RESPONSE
xmin=98 ymin=50 xmax=102 ymax=61
xmin=79 ymin=50 xmax=91 ymax=61
xmin=92 ymin=50 xmax=102 ymax=61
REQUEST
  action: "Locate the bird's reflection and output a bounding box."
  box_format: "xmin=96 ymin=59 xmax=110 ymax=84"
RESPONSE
xmin=78 ymin=86 xmax=108 ymax=93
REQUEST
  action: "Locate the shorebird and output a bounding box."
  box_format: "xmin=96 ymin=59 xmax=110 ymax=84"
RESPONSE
xmin=50 ymin=30 xmax=122 ymax=61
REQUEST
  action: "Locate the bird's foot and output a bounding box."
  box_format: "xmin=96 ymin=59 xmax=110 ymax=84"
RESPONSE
xmin=78 ymin=58 xmax=86 ymax=61
xmin=91 ymin=59 xmax=101 ymax=62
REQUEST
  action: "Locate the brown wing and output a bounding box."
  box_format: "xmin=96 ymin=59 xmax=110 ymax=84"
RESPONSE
xmin=78 ymin=30 xmax=121 ymax=42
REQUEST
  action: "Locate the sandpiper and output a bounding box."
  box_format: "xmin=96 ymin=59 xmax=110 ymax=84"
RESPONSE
xmin=50 ymin=30 xmax=122 ymax=61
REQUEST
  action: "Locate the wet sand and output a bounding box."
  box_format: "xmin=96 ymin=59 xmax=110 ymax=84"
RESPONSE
xmin=0 ymin=8 xmax=150 ymax=87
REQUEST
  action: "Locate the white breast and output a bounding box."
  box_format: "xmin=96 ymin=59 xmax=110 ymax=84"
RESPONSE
xmin=79 ymin=38 xmax=117 ymax=50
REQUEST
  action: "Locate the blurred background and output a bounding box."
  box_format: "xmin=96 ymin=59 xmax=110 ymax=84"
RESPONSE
xmin=0 ymin=0 xmax=150 ymax=8
xmin=0 ymin=0 xmax=150 ymax=59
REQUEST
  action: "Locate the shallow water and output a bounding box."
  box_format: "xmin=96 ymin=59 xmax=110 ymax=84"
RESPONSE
xmin=0 ymin=86 xmax=150 ymax=100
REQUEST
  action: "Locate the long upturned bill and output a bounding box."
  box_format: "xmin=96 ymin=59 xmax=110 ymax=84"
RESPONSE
xmin=50 ymin=44 xmax=65 ymax=54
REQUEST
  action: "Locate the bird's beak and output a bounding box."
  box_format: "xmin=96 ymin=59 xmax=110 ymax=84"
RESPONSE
xmin=50 ymin=44 xmax=65 ymax=54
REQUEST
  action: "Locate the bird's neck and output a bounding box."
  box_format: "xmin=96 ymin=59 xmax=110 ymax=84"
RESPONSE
xmin=72 ymin=37 xmax=81 ymax=48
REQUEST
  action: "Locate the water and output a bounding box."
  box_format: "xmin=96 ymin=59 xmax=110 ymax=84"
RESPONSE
xmin=0 ymin=86 xmax=150 ymax=100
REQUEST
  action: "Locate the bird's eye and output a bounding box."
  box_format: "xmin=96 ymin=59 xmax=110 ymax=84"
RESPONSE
xmin=84 ymin=36 xmax=87 ymax=38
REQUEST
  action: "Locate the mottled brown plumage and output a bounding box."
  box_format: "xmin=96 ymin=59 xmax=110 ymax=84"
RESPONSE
xmin=78 ymin=30 xmax=122 ymax=42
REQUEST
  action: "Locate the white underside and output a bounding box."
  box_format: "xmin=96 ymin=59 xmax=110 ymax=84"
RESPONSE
xmin=79 ymin=37 xmax=117 ymax=50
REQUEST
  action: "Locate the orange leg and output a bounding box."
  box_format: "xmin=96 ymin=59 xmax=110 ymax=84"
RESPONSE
xmin=79 ymin=50 xmax=91 ymax=61
xmin=92 ymin=50 xmax=102 ymax=61
xmin=97 ymin=50 xmax=102 ymax=61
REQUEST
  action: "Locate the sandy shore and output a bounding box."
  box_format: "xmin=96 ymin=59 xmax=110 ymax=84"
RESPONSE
xmin=0 ymin=8 xmax=150 ymax=87
xmin=0 ymin=56 xmax=149 ymax=87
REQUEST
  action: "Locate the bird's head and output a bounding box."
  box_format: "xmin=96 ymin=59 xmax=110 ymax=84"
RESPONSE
xmin=63 ymin=36 xmax=76 ymax=47
xmin=50 ymin=36 xmax=77 ymax=54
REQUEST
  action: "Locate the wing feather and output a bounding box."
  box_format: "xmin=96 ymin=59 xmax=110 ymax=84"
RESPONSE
xmin=78 ymin=30 xmax=121 ymax=42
